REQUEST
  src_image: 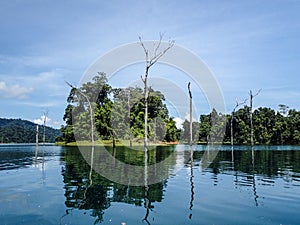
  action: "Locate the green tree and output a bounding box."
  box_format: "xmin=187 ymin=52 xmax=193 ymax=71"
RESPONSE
xmin=164 ymin=117 xmax=180 ymax=142
xmin=62 ymin=73 xmax=113 ymax=142
xmin=198 ymin=114 xmax=211 ymax=143
xmin=253 ymin=107 xmax=276 ymax=144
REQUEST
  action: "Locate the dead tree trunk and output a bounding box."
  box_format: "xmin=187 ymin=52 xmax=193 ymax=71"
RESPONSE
xmin=35 ymin=125 xmax=39 ymax=159
xmin=127 ymin=90 xmax=132 ymax=147
xmin=42 ymin=111 xmax=48 ymax=157
xmin=231 ymin=99 xmax=247 ymax=147
xmin=154 ymin=117 xmax=157 ymax=144
xmin=249 ymin=89 xmax=261 ymax=148
xmin=188 ymin=82 xmax=193 ymax=146
xmin=139 ymin=34 xmax=174 ymax=148
xmin=231 ymin=98 xmax=247 ymax=161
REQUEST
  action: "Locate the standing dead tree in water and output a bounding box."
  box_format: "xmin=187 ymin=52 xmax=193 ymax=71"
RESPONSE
xmin=249 ymin=89 xmax=261 ymax=148
xmin=42 ymin=111 xmax=48 ymax=157
xmin=188 ymin=82 xmax=193 ymax=146
xmin=139 ymin=34 xmax=174 ymax=148
xmin=230 ymin=98 xmax=247 ymax=161
xmin=231 ymin=98 xmax=247 ymax=148
xmin=35 ymin=124 xmax=39 ymax=159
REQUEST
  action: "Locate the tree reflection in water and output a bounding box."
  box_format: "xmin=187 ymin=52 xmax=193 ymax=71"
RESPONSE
xmin=60 ymin=145 xmax=300 ymax=224
xmin=61 ymin=146 xmax=167 ymax=224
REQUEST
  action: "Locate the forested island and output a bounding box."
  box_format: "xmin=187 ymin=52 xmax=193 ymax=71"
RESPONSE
xmin=0 ymin=118 xmax=61 ymax=143
xmin=59 ymin=73 xmax=300 ymax=145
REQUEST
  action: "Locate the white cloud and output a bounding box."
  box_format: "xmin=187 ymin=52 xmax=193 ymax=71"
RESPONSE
xmin=174 ymin=117 xmax=184 ymax=129
xmin=33 ymin=115 xmax=51 ymax=125
xmin=184 ymin=113 xmax=198 ymax=123
xmin=32 ymin=115 xmax=62 ymax=129
xmin=0 ymin=81 xmax=33 ymax=99
xmin=174 ymin=113 xmax=199 ymax=130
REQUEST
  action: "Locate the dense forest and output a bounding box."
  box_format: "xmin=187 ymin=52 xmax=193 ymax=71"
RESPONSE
xmin=60 ymin=73 xmax=300 ymax=145
xmin=0 ymin=118 xmax=61 ymax=143
xmin=60 ymin=73 xmax=180 ymax=144
xmin=190 ymin=106 xmax=300 ymax=145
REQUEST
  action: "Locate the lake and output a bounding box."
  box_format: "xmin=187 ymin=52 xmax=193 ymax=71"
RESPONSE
xmin=0 ymin=144 xmax=299 ymax=225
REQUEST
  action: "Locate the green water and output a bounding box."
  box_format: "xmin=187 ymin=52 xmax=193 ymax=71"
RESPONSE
xmin=0 ymin=144 xmax=299 ymax=225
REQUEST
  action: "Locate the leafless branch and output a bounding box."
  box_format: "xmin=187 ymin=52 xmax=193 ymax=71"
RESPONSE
xmin=139 ymin=35 xmax=175 ymax=68
xmin=249 ymin=88 xmax=262 ymax=98
xmin=149 ymin=40 xmax=174 ymax=67
xmin=153 ymin=32 xmax=163 ymax=57
xmin=253 ymin=88 xmax=262 ymax=98
xmin=233 ymin=98 xmax=247 ymax=112
xmin=139 ymin=36 xmax=149 ymax=62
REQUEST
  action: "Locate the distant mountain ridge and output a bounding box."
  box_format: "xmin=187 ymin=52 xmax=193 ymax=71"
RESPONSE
xmin=0 ymin=118 xmax=61 ymax=143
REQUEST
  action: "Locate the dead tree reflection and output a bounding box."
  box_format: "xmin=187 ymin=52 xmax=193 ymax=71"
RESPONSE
xmin=188 ymin=146 xmax=195 ymax=220
xmin=143 ymin=147 xmax=152 ymax=225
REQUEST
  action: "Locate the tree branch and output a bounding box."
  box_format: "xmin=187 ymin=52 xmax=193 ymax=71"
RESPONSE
xmin=149 ymin=40 xmax=174 ymax=67
xmin=253 ymin=88 xmax=262 ymax=98
xmin=233 ymin=98 xmax=247 ymax=112
xmin=139 ymin=36 xmax=149 ymax=63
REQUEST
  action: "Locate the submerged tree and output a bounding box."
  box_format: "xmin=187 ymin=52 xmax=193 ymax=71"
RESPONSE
xmin=139 ymin=34 xmax=174 ymax=148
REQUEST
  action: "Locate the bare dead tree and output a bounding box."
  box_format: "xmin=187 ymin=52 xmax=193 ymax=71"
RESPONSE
xmin=231 ymin=98 xmax=247 ymax=148
xmin=42 ymin=110 xmax=48 ymax=158
xmin=139 ymin=33 xmax=174 ymax=148
xmin=35 ymin=124 xmax=39 ymax=159
xmin=249 ymin=89 xmax=262 ymax=148
xmin=126 ymin=90 xmax=132 ymax=147
xmin=188 ymin=82 xmax=193 ymax=146
xmin=230 ymin=98 xmax=247 ymax=162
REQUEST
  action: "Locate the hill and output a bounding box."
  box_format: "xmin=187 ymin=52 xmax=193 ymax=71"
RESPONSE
xmin=0 ymin=118 xmax=61 ymax=143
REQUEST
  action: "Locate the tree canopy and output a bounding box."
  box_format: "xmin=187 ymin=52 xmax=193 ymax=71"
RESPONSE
xmin=61 ymin=73 xmax=180 ymax=144
xmin=194 ymin=106 xmax=300 ymax=145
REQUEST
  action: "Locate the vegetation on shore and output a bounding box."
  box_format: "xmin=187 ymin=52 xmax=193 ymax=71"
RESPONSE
xmin=59 ymin=73 xmax=300 ymax=146
xmin=0 ymin=118 xmax=61 ymax=143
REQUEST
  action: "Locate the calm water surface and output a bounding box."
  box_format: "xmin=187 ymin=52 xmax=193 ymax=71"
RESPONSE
xmin=0 ymin=144 xmax=299 ymax=225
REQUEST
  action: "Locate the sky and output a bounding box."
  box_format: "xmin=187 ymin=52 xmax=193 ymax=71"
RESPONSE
xmin=0 ymin=0 xmax=299 ymax=128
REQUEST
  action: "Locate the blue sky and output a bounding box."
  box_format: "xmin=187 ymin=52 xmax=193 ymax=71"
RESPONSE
xmin=0 ymin=0 xmax=299 ymax=128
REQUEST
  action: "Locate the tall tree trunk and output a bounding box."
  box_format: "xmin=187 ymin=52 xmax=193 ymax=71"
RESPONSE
xmin=42 ymin=112 xmax=47 ymax=157
xmin=249 ymin=89 xmax=261 ymax=149
xmin=231 ymin=98 xmax=247 ymax=161
xmin=127 ymin=90 xmax=132 ymax=147
xmin=230 ymin=114 xmax=234 ymax=161
xmin=154 ymin=117 xmax=157 ymax=144
xmin=230 ymin=115 xmax=234 ymax=147
xmin=188 ymin=82 xmax=193 ymax=146
xmin=250 ymin=91 xmax=254 ymax=148
xmin=144 ymin=67 xmax=149 ymax=148
xmin=35 ymin=125 xmax=39 ymax=159
xmin=139 ymin=34 xmax=174 ymax=149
